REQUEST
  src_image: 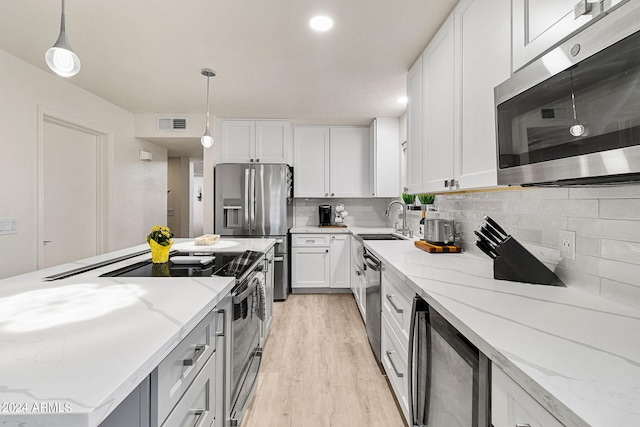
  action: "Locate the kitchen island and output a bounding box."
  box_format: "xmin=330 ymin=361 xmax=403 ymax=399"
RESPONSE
xmin=365 ymin=239 xmax=640 ymax=427
xmin=0 ymin=238 xmax=274 ymax=427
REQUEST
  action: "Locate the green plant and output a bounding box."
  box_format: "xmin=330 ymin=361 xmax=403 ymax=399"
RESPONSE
xmin=418 ymin=194 xmax=435 ymax=205
xmin=401 ymin=193 xmax=415 ymax=204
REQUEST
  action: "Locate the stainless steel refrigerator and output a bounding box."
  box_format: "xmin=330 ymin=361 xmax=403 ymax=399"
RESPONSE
xmin=214 ymin=163 xmax=293 ymax=300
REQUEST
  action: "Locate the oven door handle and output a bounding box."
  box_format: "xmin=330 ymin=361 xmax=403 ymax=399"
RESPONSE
xmin=363 ymin=253 xmax=380 ymax=271
xmin=233 ymin=281 xmax=258 ymax=304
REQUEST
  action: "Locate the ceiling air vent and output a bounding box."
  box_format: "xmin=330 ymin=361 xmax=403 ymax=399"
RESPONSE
xmin=157 ymin=117 xmax=188 ymax=131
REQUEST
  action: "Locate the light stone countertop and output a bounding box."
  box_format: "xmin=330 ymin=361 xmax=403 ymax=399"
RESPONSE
xmin=364 ymin=239 xmax=640 ymax=427
xmin=0 ymin=237 xmax=274 ymax=427
xmin=290 ymin=226 xmax=398 ymax=235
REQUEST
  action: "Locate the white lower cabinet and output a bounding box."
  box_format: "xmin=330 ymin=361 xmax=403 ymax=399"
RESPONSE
xmin=330 ymin=234 xmax=350 ymax=289
xmin=291 ymin=233 xmax=351 ymax=291
xmin=381 ymin=313 xmax=410 ymax=423
xmin=492 ymin=365 xmax=564 ymax=427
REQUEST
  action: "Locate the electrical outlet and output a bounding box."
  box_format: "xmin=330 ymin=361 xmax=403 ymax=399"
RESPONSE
xmin=559 ymin=230 xmax=576 ymax=260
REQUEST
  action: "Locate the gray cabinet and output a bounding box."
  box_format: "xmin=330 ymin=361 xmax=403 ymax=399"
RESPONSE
xmin=263 ymin=247 xmax=275 ymax=342
xmin=99 ymin=378 xmax=150 ymax=427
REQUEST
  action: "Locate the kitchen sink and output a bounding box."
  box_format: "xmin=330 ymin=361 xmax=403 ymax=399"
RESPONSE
xmin=357 ymin=233 xmax=407 ymax=241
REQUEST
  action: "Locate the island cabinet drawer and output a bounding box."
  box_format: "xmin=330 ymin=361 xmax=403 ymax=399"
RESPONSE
xmin=152 ymin=309 xmax=219 ymax=426
xmin=291 ymin=234 xmax=330 ymax=247
xmin=381 ymin=266 xmax=413 ymax=351
xmin=162 ymin=351 xmax=216 ymax=427
xmin=492 ymin=364 xmax=563 ymax=427
xmin=381 ymin=313 xmax=410 ymax=424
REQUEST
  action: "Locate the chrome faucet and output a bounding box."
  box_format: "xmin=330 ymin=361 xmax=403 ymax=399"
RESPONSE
xmin=385 ymin=200 xmax=413 ymax=238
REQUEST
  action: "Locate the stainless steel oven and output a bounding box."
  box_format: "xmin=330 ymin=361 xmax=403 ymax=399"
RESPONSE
xmin=220 ymin=252 xmax=266 ymax=427
xmin=495 ymin=0 xmax=640 ymax=186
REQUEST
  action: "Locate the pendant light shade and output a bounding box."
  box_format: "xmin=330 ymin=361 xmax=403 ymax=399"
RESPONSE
xmin=46 ymin=0 xmax=81 ymax=77
xmin=201 ymin=68 xmax=216 ymax=148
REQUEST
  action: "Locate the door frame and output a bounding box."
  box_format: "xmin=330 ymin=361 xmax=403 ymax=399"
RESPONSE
xmin=36 ymin=105 xmax=113 ymax=269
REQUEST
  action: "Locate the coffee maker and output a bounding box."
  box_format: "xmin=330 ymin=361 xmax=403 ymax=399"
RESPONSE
xmin=319 ymin=205 xmax=332 ymax=226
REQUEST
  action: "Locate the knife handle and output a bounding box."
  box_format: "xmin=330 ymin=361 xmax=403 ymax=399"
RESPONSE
xmin=484 ymin=215 xmax=509 ymax=238
xmin=475 ymin=240 xmax=497 ymax=259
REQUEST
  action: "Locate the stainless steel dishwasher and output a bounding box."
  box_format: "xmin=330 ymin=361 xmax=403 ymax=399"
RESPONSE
xmin=363 ymin=248 xmax=382 ymax=363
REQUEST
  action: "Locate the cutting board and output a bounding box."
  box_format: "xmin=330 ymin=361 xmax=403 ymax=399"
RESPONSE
xmin=415 ymin=240 xmax=462 ymax=253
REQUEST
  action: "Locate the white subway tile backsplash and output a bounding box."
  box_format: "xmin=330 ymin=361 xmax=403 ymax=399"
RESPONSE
xmin=521 ymin=187 xmax=568 ymax=200
xmin=570 ymin=186 xmax=640 ymax=199
xmin=601 ymin=239 xmax=640 ymax=265
xmin=599 ymin=199 xmax=640 ymax=220
xmin=434 ymin=185 xmax=640 ymax=310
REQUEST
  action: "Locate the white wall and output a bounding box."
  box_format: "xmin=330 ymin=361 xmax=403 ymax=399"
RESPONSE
xmin=0 ymin=49 xmax=167 ymax=279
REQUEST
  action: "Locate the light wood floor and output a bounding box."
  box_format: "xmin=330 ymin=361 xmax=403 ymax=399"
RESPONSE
xmin=242 ymin=294 xmax=407 ymax=427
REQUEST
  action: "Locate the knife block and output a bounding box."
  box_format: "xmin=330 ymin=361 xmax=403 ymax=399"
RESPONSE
xmin=493 ymin=237 xmax=564 ymax=286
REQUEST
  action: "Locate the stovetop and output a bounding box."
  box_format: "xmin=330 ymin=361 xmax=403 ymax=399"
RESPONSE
xmin=100 ymin=250 xmax=263 ymax=278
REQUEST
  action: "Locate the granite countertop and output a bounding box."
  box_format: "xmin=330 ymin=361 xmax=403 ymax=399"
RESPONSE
xmin=0 ymin=237 xmax=274 ymax=427
xmin=364 ymin=240 xmax=640 ymax=427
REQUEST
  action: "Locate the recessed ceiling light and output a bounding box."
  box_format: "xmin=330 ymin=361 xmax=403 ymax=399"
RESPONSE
xmin=310 ymin=15 xmax=334 ymax=32
xmin=397 ymin=96 xmax=408 ymax=105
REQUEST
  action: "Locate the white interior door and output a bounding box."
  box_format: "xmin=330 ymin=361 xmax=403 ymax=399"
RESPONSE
xmin=42 ymin=120 xmax=99 ymax=268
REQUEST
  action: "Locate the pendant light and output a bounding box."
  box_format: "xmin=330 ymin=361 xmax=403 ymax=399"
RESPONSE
xmin=200 ymin=68 xmax=216 ymax=148
xmin=45 ymin=0 xmax=81 ymax=77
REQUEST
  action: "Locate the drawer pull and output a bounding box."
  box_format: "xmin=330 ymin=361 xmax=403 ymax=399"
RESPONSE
xmin=214 ymin=309 xmax=226 ymax=337
xmin=386 ymin=350 xmax=404 ymax=378
xmin=183 ymin=344 xmax=206 ymax=366
xmin=386 ymin=294 xmax=404 ymax=313
xmin=306 ymin=239 xmax=315 ymax=244
xmin=515 ymin=425 xmax=532 ymax=427
xmin=193 ymin=409 xmax=208 ymax=427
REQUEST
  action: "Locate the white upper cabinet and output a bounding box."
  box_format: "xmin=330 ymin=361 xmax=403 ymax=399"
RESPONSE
xmin=406 ymin=55 xmax=424 ymax=194
xmin=454 ymin=0 xmax=511 ymax=190
xmin=330 ymin=127 xmax=371 ymax=197
xmin=220 ymin=119 xmax=291 ymax=164
xmin=293 ymin=126 xmax=330 ymax=197
xmin=422 ymin=14 xmax=456 ymax=193
xmin=294 ymin=126 xmax=371 ymax=198
xmin=405 ymin=0 xmax=511 ymax=194
xmin=511 ymin=0 xmax=629 ymax=72
xmin=371 ymin=118 xmax=401 ymax=198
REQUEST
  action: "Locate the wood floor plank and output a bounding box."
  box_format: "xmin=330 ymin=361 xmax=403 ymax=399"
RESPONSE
xmin=242 ymin=294 xmax=406 ymax=427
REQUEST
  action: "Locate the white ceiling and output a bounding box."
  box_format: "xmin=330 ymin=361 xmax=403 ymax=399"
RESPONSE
xmin=0 ymin=0 xmax=457 ymax=157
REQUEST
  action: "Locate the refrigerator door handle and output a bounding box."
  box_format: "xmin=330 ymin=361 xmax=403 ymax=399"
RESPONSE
xmin=250 ymin=168 xmax=256 ymax=231
xmin=244 ymin=168 xmax=250 ymax=232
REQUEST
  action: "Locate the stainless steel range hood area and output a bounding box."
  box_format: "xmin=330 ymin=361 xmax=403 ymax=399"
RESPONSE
xmin=494 ymin=0 xmax=640 ymax=187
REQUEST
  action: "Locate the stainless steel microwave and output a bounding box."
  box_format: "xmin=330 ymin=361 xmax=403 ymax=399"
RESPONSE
xmin=495 ymin=0 xmax=640 ymax=186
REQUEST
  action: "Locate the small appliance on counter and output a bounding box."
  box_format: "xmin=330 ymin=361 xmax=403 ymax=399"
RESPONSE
xmin=319 ymin=204 xmax=332 ymax=226
xmin=475 ymin=216 xmax=563 ymax=286
xmin=424 ymin=216 xmax=455 ymax=246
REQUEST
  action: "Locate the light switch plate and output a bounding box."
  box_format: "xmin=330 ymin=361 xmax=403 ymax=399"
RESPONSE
xmin=0 ymin=218 xmax=17 ymax=235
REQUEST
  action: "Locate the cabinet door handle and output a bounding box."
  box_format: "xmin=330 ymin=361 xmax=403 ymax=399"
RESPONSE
xmin=214 ymin=309 xmax=226 ymax=337
xmin=305 ymin=239 xmax=315 ymax=244
xmin=386 ymin=294 xmax=404 ymax=313
xmin=183 ymin=344 xmax=206 ymax=366
xmin=193 ymin=409 xmax=208 ymax=427
xmin=326 ymin=249 xmax=329 ymax=253
xmin=515 ymin=424 xmax=532 ymax=427
xmin=386 ymin=350 xmax=404 ymax=378
xmin=331 ymin=193 xmax=335 ymax=196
